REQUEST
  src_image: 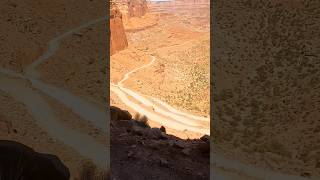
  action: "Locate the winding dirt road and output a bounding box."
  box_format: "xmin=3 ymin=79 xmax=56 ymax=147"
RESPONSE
xmin=0 ymin=17 xmax=109 ymax=170
xmin=109 ymin=13 xmax=311 ymax=179
xmin=111 ymin=55 xmax=210 ymax=135
xmin=0 ymin=74 xmax=107 ymax=169
xmin=0 ymin=14 xmax=311 ymax=179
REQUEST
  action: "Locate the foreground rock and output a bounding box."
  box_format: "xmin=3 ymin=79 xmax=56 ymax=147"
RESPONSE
xmin=110 ymin=106 xmax=209 ymax=180
xmin=0 ymin=140 xmax=70 ymax=180
xmin=110 ymin=4 xmax=128 ymax=55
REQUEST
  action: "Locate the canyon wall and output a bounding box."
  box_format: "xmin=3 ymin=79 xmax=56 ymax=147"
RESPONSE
xmin=110 ymin=4 xmax=128 ymax=55
xmin=128 ymin=0 xmax=148 ymax=17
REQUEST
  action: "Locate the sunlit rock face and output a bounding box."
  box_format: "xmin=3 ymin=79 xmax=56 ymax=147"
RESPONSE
xmin=128 ymin=0 xmax=148 ymax=17
xmin=110 ymin=4 xmax=128 ymax=55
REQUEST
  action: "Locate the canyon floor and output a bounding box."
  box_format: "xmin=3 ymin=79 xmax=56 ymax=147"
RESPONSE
xmin=110 ymin=1 xmax=210 ymax=140
xmin=0 ymin=0 xmax=108 ymax=178
xmin=110 ymin=1 xmax=211 ymax=179
xmin=212 ymin=1 xmax=320 ymax=179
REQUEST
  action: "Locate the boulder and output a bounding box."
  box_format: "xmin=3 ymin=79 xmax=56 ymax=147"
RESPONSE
xmin=0 ymin=140 xmax=70 ymax=180
xmin=110 ymin=106 xmax=132 ymax=121
xmin=160 ymin=126 xmax=166 ymax=133
xmin=200 ymin=135 xmax=210 ymax=142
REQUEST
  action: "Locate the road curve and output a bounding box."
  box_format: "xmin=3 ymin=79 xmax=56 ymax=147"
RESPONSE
xmin=111 ymin=55 xmax=210 ymax=135
xmin=24 ymin=16 xmax=108 ymax=79
xmin=0 ymin=75 xmax=108 ymax=169
xmin=111 ymin=85 xmax=209 ymax=134
xmin=0 ymin=17 xmax=109 ymax=170
xmin=2 ymin=14 xmax=309 ymax=180
xmin=0 ymin=68 xmax=108 ymax=134
xmin=109 ymin=21 xmax=311 ymax=179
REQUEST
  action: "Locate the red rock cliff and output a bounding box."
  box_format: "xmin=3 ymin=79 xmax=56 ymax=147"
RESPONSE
xmin=128 ymin=0 xmax=148 ymax=17
xmin=110 ymin=4 xmax=128 ymax=55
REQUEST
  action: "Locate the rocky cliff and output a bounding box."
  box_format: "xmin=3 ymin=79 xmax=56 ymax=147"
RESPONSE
xmin=110 ymin=4 xmax=128 ymax=55
xmin=110 ymin=106 xmax=209 ymax=180
xmin=128 ymin=0 xmax=148 ymax=17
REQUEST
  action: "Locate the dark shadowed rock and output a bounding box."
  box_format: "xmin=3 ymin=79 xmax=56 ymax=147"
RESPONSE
xmin=159 ymin=158 xmax=169 ymax=167
xmin=110 ymin=106 xmax=132 ymax=121
xmin=110 ymin=106 xmax=210 ymax=179
xmin=110 ymin=106 xmax=119 ymax=121
xmin=200 ymin=135 xmax=209 ymax=142
xmin=182 ymin=148 xmax=191 ymax=156
xmin=197 ymin=141 xmax=210 ymax=155
xmin=132 ymin=125 xmax=144 ymax=136
xmin=118 ymin=110 xmax=132 ymax=120
xmin=172 ymin=141 xmax=187 ymax=149
xmin=150 ymin=128 xmax=163 ymax=139
xmin=160 ymin=126 xmax=166 ymax=133
xmin=0 ymin=140 xmax=70 ymax=180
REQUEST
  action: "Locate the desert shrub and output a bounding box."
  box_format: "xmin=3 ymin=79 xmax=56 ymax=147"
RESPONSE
xmin=133 ymin=113 xmax=150 ymax=128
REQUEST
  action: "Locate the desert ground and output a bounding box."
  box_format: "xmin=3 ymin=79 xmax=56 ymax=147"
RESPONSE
xmin=110 ymin=0 xmax=210 ymax=179
xmin=110 ymin=0 xmax=210 ymax=140
xmin=212 ymin=0 xmax=320 ymax=179
xmin=0 ymin=0 xmax=108 ymax=178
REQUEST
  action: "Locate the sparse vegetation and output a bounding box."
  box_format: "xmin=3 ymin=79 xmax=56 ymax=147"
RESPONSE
xmin=157 ymin=38 xmax=210 ymax=116
xmin=212 ymin=0 xmax=320 ymax=176
xmin=134 ymin=113 xmax=150 ymax=128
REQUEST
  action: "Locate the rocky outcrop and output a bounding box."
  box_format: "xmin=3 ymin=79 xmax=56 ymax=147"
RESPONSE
xmin=110 ymin=106 xmax=209 ymax=180
xmin=0 ymin=140 xmax=70 ymax=180
xmin=128 ymin=0 xmax=148 ymax=17
xmin=110 ymin=4 xmax=128 ymax=55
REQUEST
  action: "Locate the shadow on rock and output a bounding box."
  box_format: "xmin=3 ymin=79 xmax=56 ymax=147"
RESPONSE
xmin=0 ymin=140 xmax=70 ymax=180
xmin=110 ymin=106 xmax=209 ymax=180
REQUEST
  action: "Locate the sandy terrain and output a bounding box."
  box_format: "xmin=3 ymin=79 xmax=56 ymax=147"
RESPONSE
xmin=0 ymin=0 xmax=106 ymax=73
xmin=0 ymin=90 xmax=82 ymax=175
xmin=212 ymin=0 xmax=320 ymax=179
xmin=0 ymin=0 xmax=108 ymax=178
xmin=38 ymin=21 xmax=107 ymax=106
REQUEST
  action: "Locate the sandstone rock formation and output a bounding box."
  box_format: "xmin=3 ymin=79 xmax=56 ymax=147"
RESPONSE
xmin=128 ymin=0 xmax=148 ymax=17
xmin=110 ymin=4 xmax=128 ymax=55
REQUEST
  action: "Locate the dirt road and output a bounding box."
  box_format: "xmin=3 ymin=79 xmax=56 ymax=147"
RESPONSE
xmin=111 ymin=55 xmax=210 ymax=135
xmin=211 ymin=151 xmax=311 ymax=180
xmin=0 ymin=18 xmax=109 ymax=170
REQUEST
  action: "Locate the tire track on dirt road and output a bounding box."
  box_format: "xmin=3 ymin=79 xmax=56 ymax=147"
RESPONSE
xmin=0 ymin=74 xmax=108 ymax=169
xmin=0 ymin=17 xmax=109 ymax=170
xmin=111 ymin=55 xmax=210 ymax=135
